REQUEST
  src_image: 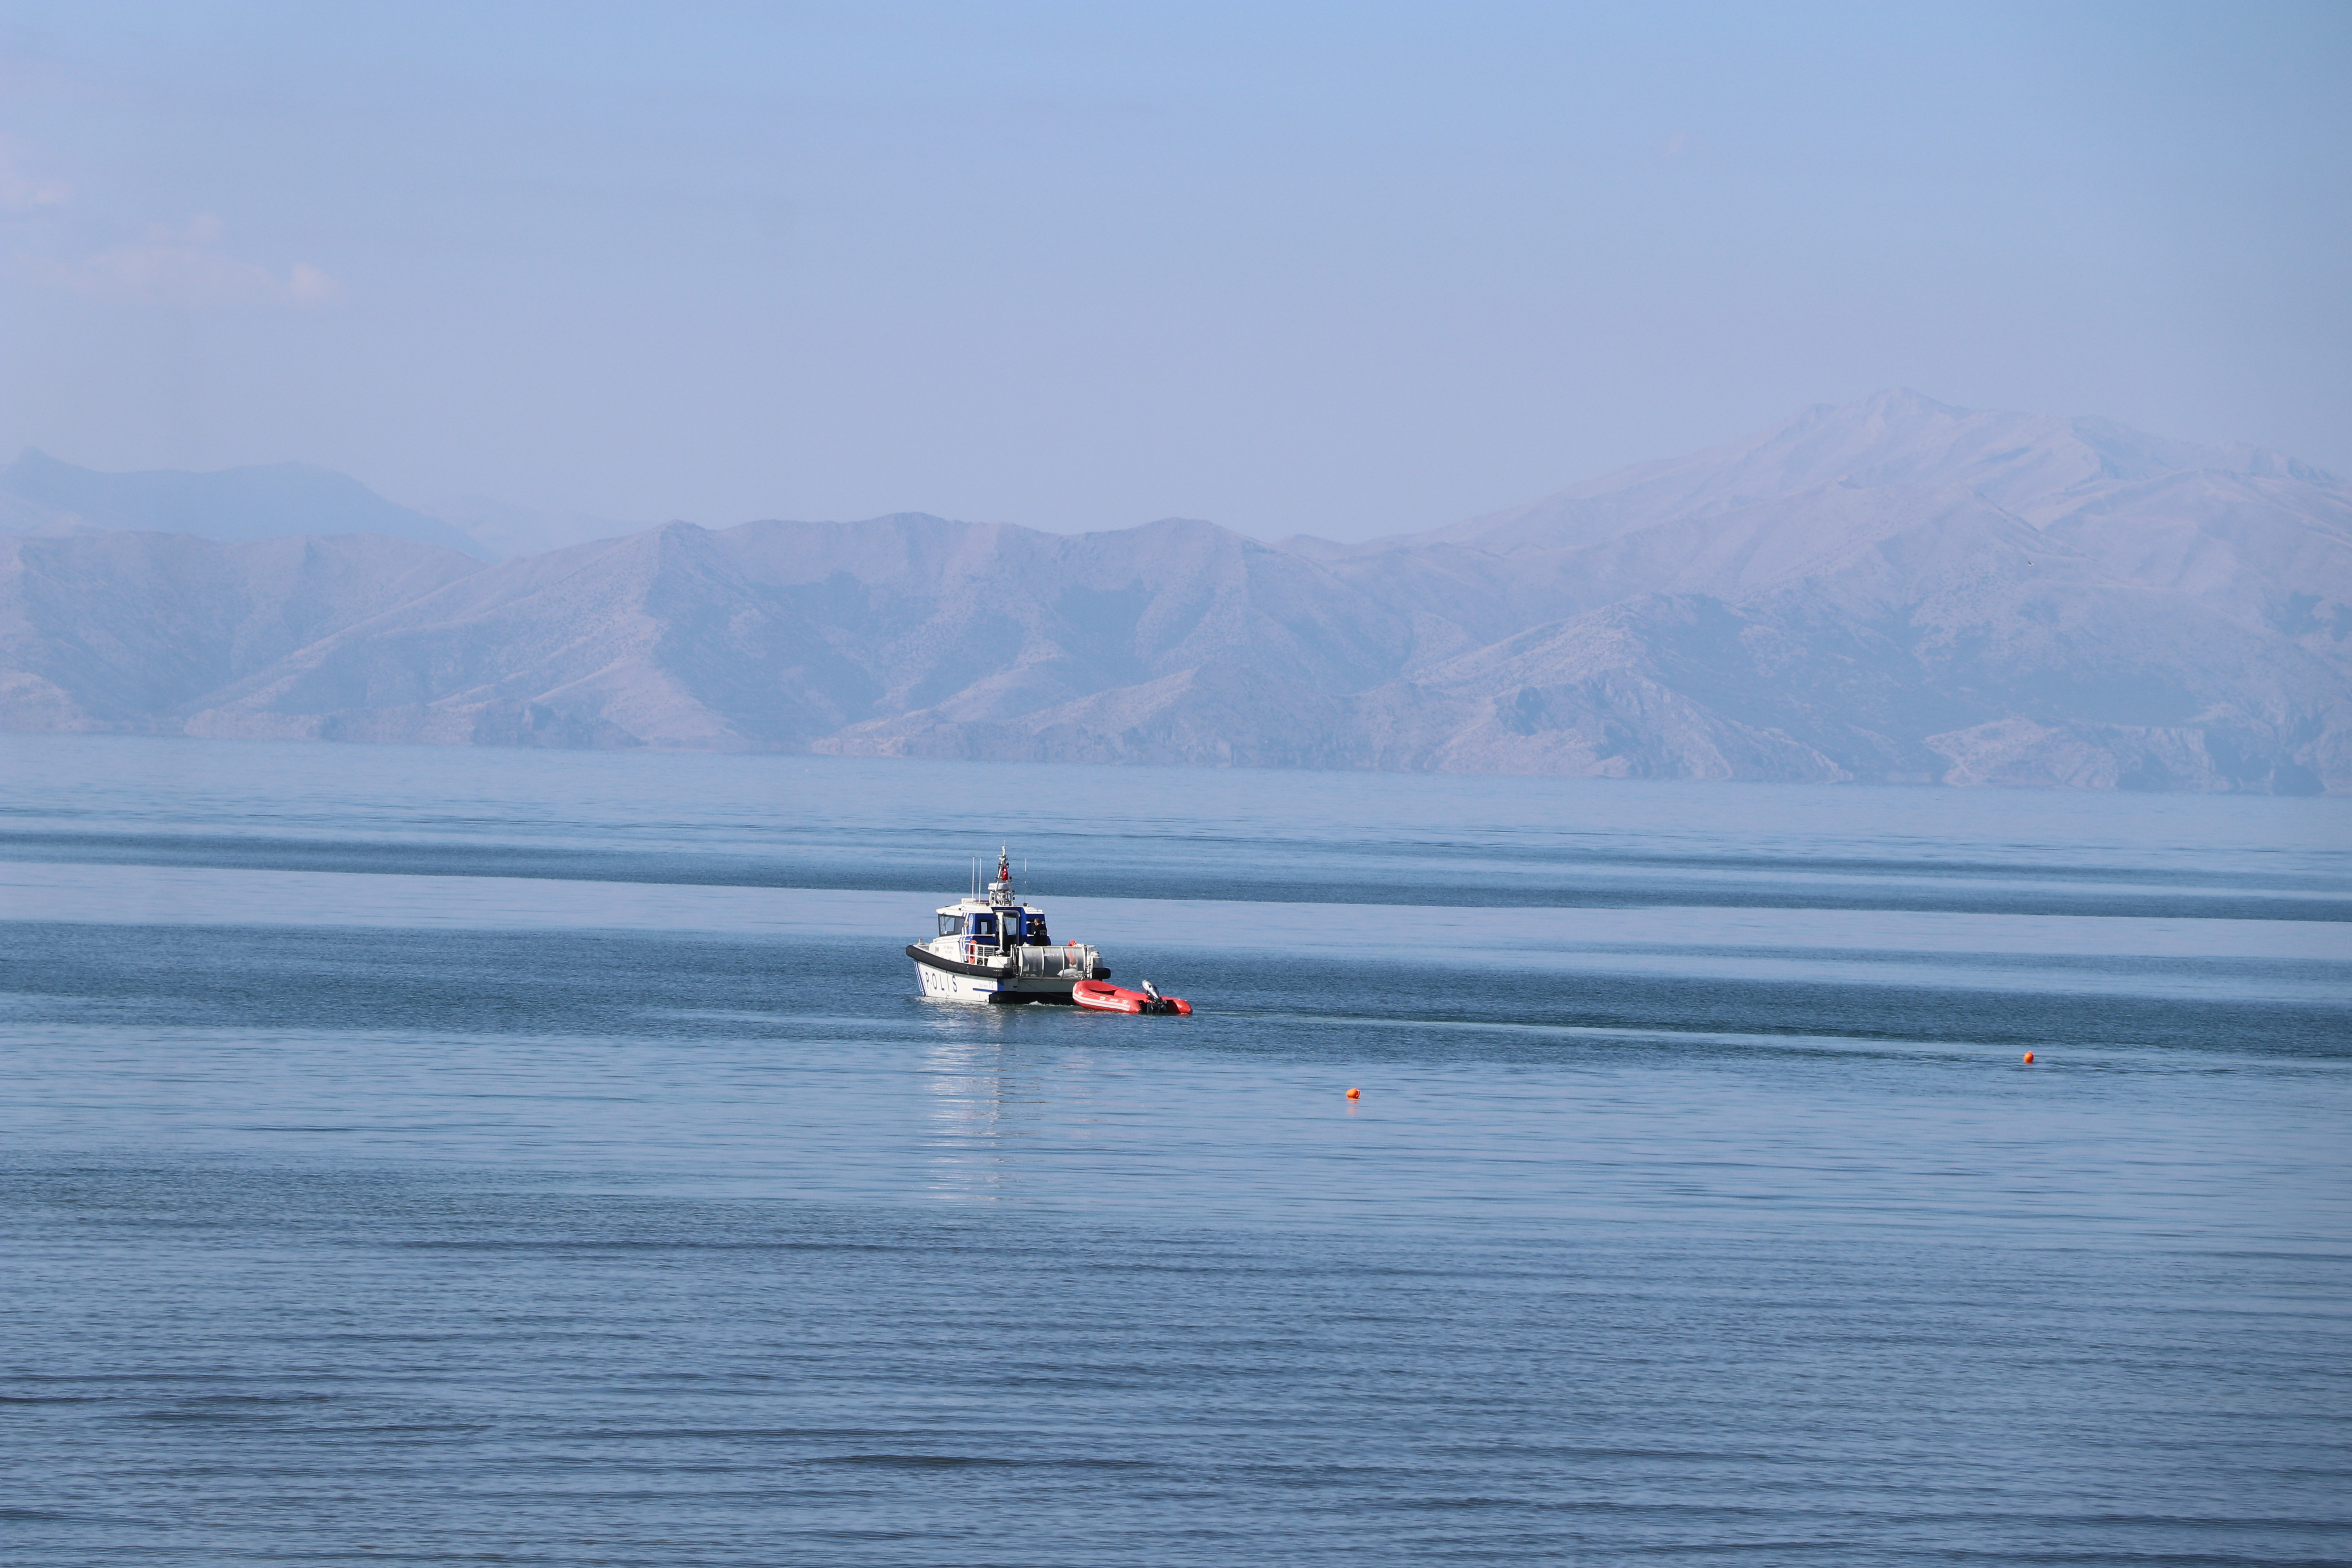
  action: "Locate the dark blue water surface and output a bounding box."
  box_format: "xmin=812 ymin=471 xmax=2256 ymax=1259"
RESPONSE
xmin=4 ymin=735 xmax=2348 ymax=1566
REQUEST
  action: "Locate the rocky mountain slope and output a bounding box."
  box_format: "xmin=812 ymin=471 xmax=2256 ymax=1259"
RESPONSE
xmin=0 ymin=530 xmax=487 ymax=731
xmin=5 ymin=391 xmax=2347 ymax=791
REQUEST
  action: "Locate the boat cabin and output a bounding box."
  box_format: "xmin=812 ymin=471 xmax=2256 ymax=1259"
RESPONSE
xmin=934 ymin=900 xmax=1049 ymax=948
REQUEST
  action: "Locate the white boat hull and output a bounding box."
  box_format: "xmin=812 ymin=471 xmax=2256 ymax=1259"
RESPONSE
xmin=914 ymin=964 xmax=1073 ymax=1004
xmin=907 ymin=942 xmax=1092 ymax=1004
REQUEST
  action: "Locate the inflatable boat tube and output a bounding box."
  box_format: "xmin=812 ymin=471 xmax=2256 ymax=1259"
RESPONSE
xmin=1072 ymin=980 xmax=1192 ymax=1015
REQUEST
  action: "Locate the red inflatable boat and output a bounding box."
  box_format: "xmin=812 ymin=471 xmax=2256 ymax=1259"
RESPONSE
xmin=1072 ymin=979 xmax=1192 ymax=1015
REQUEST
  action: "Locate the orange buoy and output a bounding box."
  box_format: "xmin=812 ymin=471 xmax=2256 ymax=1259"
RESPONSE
xmin=2023 ymin=1052 xmax=2035 ymax=1064
xmin=1345 ymin=1087 xmax=1361 ymax=1100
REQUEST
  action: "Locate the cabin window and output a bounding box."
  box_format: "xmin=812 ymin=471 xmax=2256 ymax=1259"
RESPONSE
xmin=971 ymin=913 xmax=997 ymax=938
xmin=937 ymin=914 xmax=962 ymax=936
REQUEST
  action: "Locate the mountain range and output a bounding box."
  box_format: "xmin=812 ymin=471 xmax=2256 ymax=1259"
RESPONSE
xmin=0 ymin=448 xmax=639 ymax=561
xmin=5 ymin=390 xmax=2347 ymax=792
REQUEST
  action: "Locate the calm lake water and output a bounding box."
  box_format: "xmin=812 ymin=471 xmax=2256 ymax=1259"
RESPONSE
xmin=4 ymin=734 xmax=2348 ymax=1566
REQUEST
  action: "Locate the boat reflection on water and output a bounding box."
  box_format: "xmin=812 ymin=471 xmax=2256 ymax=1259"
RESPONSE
xmin=917 ymin=1034 xmax=1044 ymax=1203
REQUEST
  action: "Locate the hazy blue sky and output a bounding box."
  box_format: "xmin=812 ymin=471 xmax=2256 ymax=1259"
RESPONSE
xmin=2 ymin=2 xmax=2345 ymax=539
